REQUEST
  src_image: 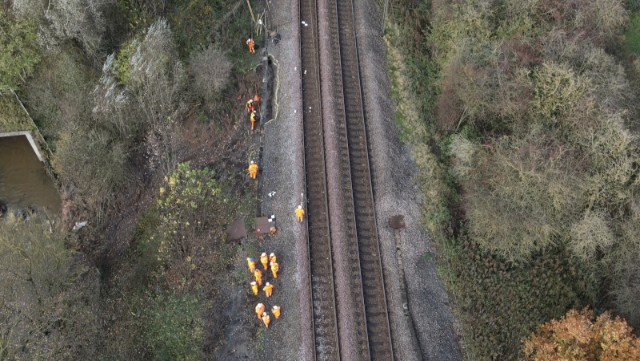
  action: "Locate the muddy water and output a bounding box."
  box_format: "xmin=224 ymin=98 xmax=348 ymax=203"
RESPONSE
xmin=0 ymin=135 xmax=60 ymax=215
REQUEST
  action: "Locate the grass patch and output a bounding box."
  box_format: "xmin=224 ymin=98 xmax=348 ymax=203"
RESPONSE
xmin=445 ymin=238 xmax=592 ymax=360
xmin=0 ymin=94 xmax=35 ymax=133
xmin=255 ymin=328 xmax=265 ymax=351
xmin=625 ymin=13 xmax=640 ymax=55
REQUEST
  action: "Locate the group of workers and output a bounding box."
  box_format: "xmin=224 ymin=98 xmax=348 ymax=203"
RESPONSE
xmin=247 ymin=252 xmax=281 ymax=328
xmin=241 ymin=36 xmax=308 ymax=330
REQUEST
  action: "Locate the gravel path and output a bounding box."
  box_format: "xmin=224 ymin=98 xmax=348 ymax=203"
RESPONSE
xmin=257 ymin=0 xmax=314 ymax=359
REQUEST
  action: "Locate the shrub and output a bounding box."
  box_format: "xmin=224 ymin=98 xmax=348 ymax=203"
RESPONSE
xmin=0 ymin=218 xmax=99 ymax=359
xmin=189 ymin=46 xmax=232 ymax=103
xmin=139 ymin=162 xmax=235 ymax=291
xmin=53 ymin=125 xmax=128 ymax=215
xmin=0 ymin=10 xmax=40 ymax=91
xmin=142 ymin=292 xmax=204 ymax=361
xmin=522 ymin=308 xmax=640 ymax=360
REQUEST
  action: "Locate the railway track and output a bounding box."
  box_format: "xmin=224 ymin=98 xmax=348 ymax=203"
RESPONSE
xmin=299 ymin=0 xmax=341 ymax=359
xmin=300 ymin=0 xmax=394 ymax=359
xmin=334 ymin=0 xmax=394 ymax=359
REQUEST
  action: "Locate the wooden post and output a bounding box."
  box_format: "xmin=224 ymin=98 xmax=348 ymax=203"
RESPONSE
xmin=246 ymin=0 xmax=256 ymax=25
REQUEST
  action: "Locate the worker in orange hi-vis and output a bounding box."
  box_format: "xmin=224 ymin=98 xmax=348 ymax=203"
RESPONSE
xmin=246 ymin=38 xmax=255 ymax=54
xmin=262 ymin=312 xmax=271 ymax=328
xmin=295 ymin=205 xmax=305 ymax=222
xmin=253 ymin=95 xmax=261 ymax=111
xmin=260 ymin=252 xmax=269 ymax=270
xmin=254 ymin=268 xmax=263 ymax=286
xmin=263 ymin=282 xmax=274 ymax=297
xmin=246 ymin=98 xmax=254 ymax=113
xmin=272 ymin=305 xmax=281 ymax=319
xmin=248 ymin=161 xmax=258 ymax=179
xmin=255 ymin=303 xmax=265 ymax=319
xmin=250 ymin=110 xmax=258 ymax=130
xmin=270 ymin=261 xmax=279 ymax=279
xmin=269 ymin=252 xmax=276 ymax=265
xmin=247 ymin=257 xmax=257 ymax=273
xmin=250 ymin=281 xmax=259 ymax=296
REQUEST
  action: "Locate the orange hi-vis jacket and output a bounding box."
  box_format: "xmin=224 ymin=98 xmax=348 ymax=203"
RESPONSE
xmin=250 ymin=111 xmax=258 ymax=130
xmin=247 ymin=257 xmax=257 ymax=273
xmin=246 ymin=99 xmax=254 ymax=113
xmin=295 ymin=207 xmax=305 ymax=222
xmin=270 ymin=261 xmax=279 ymax=279
xmin=255 ymin=303 xmax=265 ymax=319
xmin=263 ymin=282 xmax=274 ymax=297
xmin=254 ymin=269 xmax=263 ymax=286
xmin=250 ymin=281 xmax=259 ymax=296
xmin=248 ymin=163 xmax=258 ymax=179
xmin=262 ymin=312 xmax=271 ymax=328
xmin=246 ymin=38 xmax=255 ymax=54
xmin=260 ymin=253 xmax=269 ymax=270
xmin=272 ymin=305 xmax=281 ymax=319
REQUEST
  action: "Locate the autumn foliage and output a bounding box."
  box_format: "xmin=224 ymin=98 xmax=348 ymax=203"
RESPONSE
xmin=522 ymin=308 xmax=640 ymax=360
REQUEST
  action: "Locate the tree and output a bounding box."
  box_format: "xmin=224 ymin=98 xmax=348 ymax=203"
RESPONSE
xmin=0 ymin=10 xmax=40 ymax=91
xmin=188 ymin=46 xmax=232 ymax=104
xmin=0 ymin=217 xmax=99 ymax=359
xmin=522 ymin=308 xmax=640 ymax=360
xmin=44 ymin=0 xmax=114 ymax=56
xmin=127 ymin=19 xmax=187 ymax=175
xmin=461 ymin=134 xmax=585 ymax=261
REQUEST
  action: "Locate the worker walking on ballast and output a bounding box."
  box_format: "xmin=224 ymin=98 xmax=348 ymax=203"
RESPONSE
xmin=263 ymin=282 xmax=274 ymax=297
xmin=250 ymin=281 xmax=259 ymax=296
xmin=248 ymin=161 xmax=258 ymax=179
xmin=246 ymin=98 xmax=254 ymax=113
xmin=247 ymin=257 xmax=257 ymax=273
xmin=269 ymin=252 xmax=276 ymax=265
xmin=260 ymin=252 xmax=269 ymax=270
xmin=254 ymin=268 xmax=263 ymax=286
xmin=246 ymin=38 xmax=255 ymax=54
xmin=250 ymin=110 xmax=258 ymax=130
xmin=255 ymin=303 xmax=265 ymax=319
xmin=272 ymin=305 xmax=281 ymax=319
xmin=253 ymin=95 xmax=261 ymax=111
xmin=270 ymin=261 xmax=279 ymax=279
xmin=262 ymin=312 xmax=271 ymax=328
xmin=295 ymin=205 xmax=305 ymax=222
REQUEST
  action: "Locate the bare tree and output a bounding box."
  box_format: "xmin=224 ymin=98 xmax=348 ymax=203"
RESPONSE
xmin=44 ymin=0 xmax=114 ymax=55
xmin=188 ymin=46 xmax=232 ymax=103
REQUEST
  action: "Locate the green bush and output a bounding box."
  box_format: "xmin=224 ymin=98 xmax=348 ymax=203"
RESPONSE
xmin=0 ymin=10 xmax=40 ymax=91
xmin=142 ymin=292 xmax=204 ymax=361
xmin=625 ymin=13 xmax=640 ymax=55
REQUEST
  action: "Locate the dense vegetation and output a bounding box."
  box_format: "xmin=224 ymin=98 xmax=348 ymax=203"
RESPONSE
xmin=389 ymin=0 xmax=640 ymax=359
xmin=0 ymin=0 xmax=253 ymax=358
xmin=522 ymin=308 xmax=640 ymax=360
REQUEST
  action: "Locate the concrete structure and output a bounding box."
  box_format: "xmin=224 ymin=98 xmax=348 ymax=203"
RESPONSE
xmin=0 ymin=132 xmax=45 ymax=162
